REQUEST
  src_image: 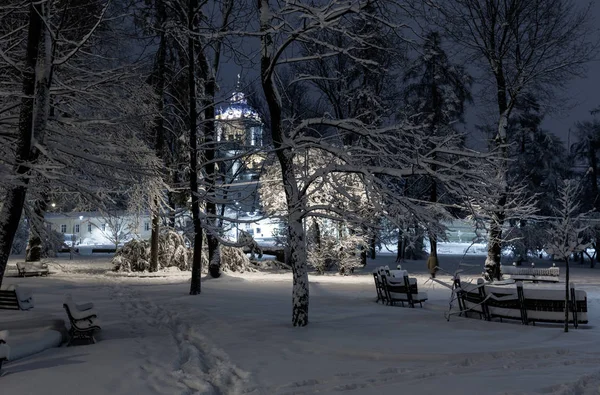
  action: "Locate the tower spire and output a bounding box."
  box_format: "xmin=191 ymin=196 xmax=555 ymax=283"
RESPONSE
xmin=231 ymin=73 xmax=246 ymax=104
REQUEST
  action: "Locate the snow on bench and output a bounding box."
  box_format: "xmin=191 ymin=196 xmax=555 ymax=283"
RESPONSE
xmin=500 ymin=264 xmax=560 ymax=283
xmin=0 ymin=285 xmax=34 ymax=310
xmin=373 ymin=266 xmax=428 ymax=308
xmin=16 ymin=261 xmax=49 ymax=277
xmin=453 ymin=276 xmax=587 ymax=327
xmin=63 ymin=295 xmax=101 ymax=346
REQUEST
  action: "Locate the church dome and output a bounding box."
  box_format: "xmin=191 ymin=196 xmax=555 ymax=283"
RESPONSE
xmin=216 ymin=77 xmax=262 ymax=122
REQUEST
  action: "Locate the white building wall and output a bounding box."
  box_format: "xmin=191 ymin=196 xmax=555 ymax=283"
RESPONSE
xmin=45 ymin=212 xmax=152 ymax=247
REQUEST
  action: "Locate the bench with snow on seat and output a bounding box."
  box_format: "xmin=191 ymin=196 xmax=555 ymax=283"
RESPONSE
xmin=0 ymin=330 xmax=9 ymax=376
xmin=16 ymin=261 xmax=49 ymax=277
xmin=376 ymin=266 xmax=428 ymax=308
xmin=453 ymin=276 xmax=587 ymax=327
xmin=63 ymin=294 xmax=100 ymax=346
xmin=0 ymin=285 xmax=34 ymax=310
xmin=500 ymin=263 xmax=559 ymax=283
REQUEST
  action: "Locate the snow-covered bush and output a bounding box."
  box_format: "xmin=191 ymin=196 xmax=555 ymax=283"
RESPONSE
xmin=220 ymin=246 xmax=254 ymax=273
xmin=112 ymin=229 xmax=258 ymax=273
xmin=112 ymin=230 xmax=198 ymax=272
xmin=308 ymin=233 xmax=367 ymax=274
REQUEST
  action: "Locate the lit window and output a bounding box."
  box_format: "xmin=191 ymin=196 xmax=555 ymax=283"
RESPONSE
xmin=144 ymin=222 xmax=150 ymax=231
xmin=74 ymin=224 xmax=80 ymax=233
xmin=60 ymin=224 xmax=66 ymax=233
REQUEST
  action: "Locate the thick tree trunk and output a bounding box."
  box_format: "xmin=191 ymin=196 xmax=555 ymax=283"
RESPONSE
xmin=396 ymin=229 xmax=404 ymax=263
xmin=0 ymin=2 xmax=47 ymax=288
xmin=150 ymin=199 xmax=160 ymax=272
xmin=149 ymin=1 xmax=166 ymax=273
xmin=26 ymin=193 xmax=49 ymax=262
xmin=203 ymin=78 xmax=220 ymax=278
xmin=188 ymin=0 xmax=203 ymax=295
xmin=260 ymin=0 xmax=308 ymax=325
xmin=369 ymin=235 xmax=376 ymax=260
xmin=485 ymin=192 xmax=507 ymax=281
xmin=485 ymin=106 xmax=510 ymax=281
xmin=313 ymin=219 xmax=321 ymax=249
xmin=288 ymin=216 xmax=309 ymax=326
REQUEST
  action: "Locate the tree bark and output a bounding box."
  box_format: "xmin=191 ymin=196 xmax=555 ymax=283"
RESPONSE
xmin=485 ymin=107 xmax=510 ymax=280
xmin=149 ymin=0 xmax=166 ymax=273
xmin=260 ymin=0 xmax=309 ymax=325
xmin=0 ymin=1 xmax=48 ymax=288
xmin=26 ymin=192 xmax=49 ymax=262
xmin=150 ymin=196 xmax=160 ymax=272
xmin=369 ymin=235 xmax=376 ymax=260
xmin=202 ymin=71 xmax=220 ymax=278
xmin=188 ymin=0 xmax=203 ymax=295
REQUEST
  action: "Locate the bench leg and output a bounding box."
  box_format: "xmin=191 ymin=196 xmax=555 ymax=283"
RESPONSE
xmin=68 ymin=327 xmax=97 ymax=346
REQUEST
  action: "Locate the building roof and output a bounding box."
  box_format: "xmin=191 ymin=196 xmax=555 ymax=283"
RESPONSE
xmin=216 ymin=76 xmax=262 ymax=122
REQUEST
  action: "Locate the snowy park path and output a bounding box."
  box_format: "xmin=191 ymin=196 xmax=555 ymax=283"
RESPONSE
xmin=106 ymin=279 xmax=252 ymax=395
xmin=4 ymin=256 xmax=600 ymax=394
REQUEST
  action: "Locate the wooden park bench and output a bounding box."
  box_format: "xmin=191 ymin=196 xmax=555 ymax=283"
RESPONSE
xmin=0 ymin=285 xmax=34 ymax=310
xmin=500 ymin=264 xmax=559 ymax=283
xmin=0 ymin=330 xmax=9 ymax=376
xmin=16 ymin=261 xmax=49 ymax=277
xmin=63 ymin=295 xmax=101 ymax=346
xmin=375 ymin=266 xmax=428 ymax=308
xmin=453 ymin=276 xmax=587 ymax=327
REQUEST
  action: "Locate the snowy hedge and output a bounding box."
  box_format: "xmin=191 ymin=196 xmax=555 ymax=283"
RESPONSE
xmin=112 ymin=230 xmax=255 ymax=273
xmin=112 ymin=230 xmax=198 ymax=272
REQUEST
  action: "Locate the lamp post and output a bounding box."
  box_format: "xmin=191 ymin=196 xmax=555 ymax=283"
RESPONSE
xmin=79 ymin=215 xmax=83 ymax=245
xmin=234 ymin=201 xmax=240 ymax=242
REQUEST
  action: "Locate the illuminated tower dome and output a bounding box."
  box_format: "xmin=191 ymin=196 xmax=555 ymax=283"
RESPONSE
xmin=216 ymin=78 xmax=263 ymax=148
xmin=215 ymin=76 xmax=265 ymax=182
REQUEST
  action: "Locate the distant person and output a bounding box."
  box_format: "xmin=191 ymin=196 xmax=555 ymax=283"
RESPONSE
xmin=427 ymin=255 xmax=439 ymax=278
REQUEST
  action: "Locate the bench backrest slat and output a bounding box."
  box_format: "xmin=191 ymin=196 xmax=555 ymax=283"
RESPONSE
xmin=0 ymin=290 xmax=20 ymax=310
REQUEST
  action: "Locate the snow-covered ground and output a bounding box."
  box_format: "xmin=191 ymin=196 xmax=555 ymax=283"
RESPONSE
xmin=2 ymin=252 xmax=600 ymax=395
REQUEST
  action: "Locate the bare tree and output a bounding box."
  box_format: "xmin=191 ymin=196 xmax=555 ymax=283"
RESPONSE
xmin=94 ymin=212 xmax=133 ymax=251
xmin=257 ymin=0 xmax=494 ymax=326
xmin=545 ymin=179 xmax=590 ymax=332
xmin=419 ymin=0 xmax=598 ymax=279
xmin=0 ymin=0 xmax=163 ymax=287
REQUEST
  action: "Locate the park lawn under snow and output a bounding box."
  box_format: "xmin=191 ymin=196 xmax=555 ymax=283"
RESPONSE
xmin=2 ymin=253 xmax=600 ymax=394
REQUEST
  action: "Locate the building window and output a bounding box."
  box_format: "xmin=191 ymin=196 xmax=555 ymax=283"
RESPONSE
xmin=88 ymin=223 xmax=92 ymax=232
xmin=60 ymin=224 xmax=67 ymax=233
xmin=144 ymin=222 xmax=150 ymax=231
xmin=74 ymin=224 xmax=80 ymax=233
xmin=256 ymin=228 xmax=261 ymax=234
xmin=102 ymin=224 xmax=106 ymax=232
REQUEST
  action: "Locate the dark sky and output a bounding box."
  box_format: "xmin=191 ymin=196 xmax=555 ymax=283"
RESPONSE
xmin=217 ymin=1 xmax=600 ymax=149
xmin=540 ymin=0 xmax=600 ymax=145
